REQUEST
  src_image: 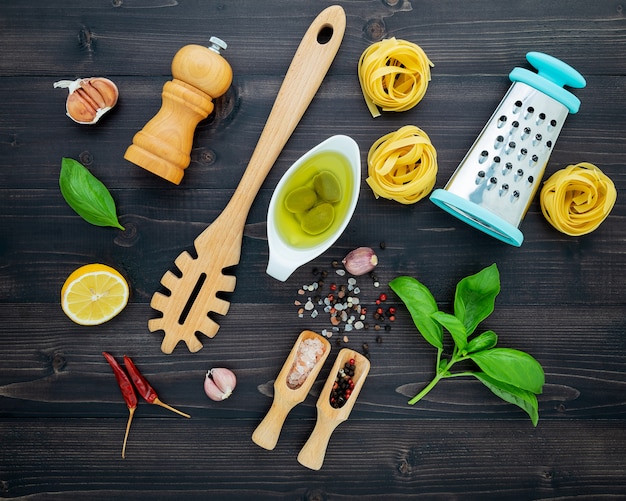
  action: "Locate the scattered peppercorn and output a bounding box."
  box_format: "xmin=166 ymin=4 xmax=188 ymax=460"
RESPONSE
xmin=362 ymin=343 xmax=370 ymax=359
xmin=292 ymin=259 xmax=397 ymax=351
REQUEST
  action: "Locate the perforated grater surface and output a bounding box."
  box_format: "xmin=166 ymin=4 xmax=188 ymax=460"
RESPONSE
xmin=430 ymin=52 xmax=586 ymax=246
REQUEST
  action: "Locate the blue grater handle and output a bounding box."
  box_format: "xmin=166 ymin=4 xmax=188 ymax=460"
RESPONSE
xmin=509 ymin=52 xmax=586 ymax=114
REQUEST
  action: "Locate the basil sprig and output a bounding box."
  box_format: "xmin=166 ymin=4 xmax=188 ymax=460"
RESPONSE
xmin=390 ymin=264 xmax=545 ymax=426
xmin=59 ymin=157 xmax=124 ymax=230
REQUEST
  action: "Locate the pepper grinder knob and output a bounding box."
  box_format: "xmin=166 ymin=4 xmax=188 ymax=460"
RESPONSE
xmin=124 ymin=37 xmax=233 ymax=184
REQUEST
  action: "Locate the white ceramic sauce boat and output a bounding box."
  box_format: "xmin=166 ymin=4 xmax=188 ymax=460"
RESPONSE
xmin=266 ymin=135 xmax=361 ymax=281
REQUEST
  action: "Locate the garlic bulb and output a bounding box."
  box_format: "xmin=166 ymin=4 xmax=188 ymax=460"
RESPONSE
xmin=54 ymin=77 xmax=119 ymax=125
xmin=204 ymin=368 xmax=237 ymax=401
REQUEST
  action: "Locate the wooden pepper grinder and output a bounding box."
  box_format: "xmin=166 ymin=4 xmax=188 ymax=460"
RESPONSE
xmin=124 ymin=37 xmax=233 ymax=184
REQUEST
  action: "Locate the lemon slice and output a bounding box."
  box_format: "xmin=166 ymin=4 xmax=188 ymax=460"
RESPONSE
xmin=61 ymin=263 xmax=129 ymax=325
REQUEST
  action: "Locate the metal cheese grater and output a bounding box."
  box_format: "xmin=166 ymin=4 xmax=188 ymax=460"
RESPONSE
xmin=430 ymin=52 xmax=586 ymax=246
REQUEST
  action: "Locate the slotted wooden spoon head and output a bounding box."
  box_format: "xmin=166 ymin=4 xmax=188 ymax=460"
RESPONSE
xmin=252 ymin=330 xmax=331 ymax=450
xmin=297 ymin=348 xmax=370 ymax=470
xmin=148 ymin=211 xmax=242 ymax=354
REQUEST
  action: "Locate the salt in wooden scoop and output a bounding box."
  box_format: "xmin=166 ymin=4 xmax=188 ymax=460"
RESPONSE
xmin=252 ymin=330 xmax=331 ymax=450
xmin=148 ymin=6 xmax=346 ymax=353
xmin=297 ymin=348 xmax=370 ymax=470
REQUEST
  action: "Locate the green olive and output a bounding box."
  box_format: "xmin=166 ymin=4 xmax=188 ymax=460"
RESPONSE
xmin=284 ymin=186 xmax=318 ymax=213
xmin=313 ymin=171 xmax=342 ymax=203
xmin=300 ymin=203 xmax=335 ymax=235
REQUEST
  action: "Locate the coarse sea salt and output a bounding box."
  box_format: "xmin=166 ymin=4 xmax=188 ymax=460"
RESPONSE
xmin=286 ymin=337 xmax=326 ymax=389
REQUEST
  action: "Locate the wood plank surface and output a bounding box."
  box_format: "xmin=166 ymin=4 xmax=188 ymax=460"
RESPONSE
xmin=1 ymin=0 xmax=626 ymax=499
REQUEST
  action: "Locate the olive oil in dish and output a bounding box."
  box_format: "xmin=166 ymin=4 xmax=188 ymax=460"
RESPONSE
xmin=266 ymin=134 xmax=361 ymax=282
xmin=274 ymin=151 xmax=354 ymax=248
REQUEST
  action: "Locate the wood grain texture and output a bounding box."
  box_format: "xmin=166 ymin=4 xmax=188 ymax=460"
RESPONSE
xmin=1 ymin=0 xmax=626 ymax=499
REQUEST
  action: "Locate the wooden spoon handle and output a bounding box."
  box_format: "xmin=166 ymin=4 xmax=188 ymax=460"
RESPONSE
xmin=252 ymin=399 xmax=295 ymax=451
xmin=228 ymin=5 xmax=346 ymax=215
xmin=297 ymin=411 xmax=343 ymax=471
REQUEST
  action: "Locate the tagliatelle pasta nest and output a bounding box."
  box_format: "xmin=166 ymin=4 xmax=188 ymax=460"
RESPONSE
xmin=366 ymin=125 xmax=438 ymax=204
xmin=540 ymin=162 xmax=617 ymax=236
xmin=358 ymin=37 xmax=433 ymax=118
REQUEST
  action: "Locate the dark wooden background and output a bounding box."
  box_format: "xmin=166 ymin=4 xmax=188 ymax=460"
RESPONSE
xmin=1 ymin=0 xmax=625 ymax=499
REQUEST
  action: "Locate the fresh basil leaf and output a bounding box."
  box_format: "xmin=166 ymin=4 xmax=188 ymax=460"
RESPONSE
xmin=59 ymin=157 xmax=124 ymax=230
xmin=473 ymin=372 xmax=539 ymax=426
xmin=454 ymin=263 xmax=500 ymax=336
xmin=469 ymin=347 xmax=545 ymax=394
xmin=390 ymin=276 xmax=443 ymax=349
xmin=466 ymin=330 xmax=498 ymax=354
xmin=432 ymin=311 xmax=467 ymax=351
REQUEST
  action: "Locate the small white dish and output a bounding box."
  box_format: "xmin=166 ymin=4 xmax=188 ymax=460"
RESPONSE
xmin=266 ymin=135 xmax=361 ymax=281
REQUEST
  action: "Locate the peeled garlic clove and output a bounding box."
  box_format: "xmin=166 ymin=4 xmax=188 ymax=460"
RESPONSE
xmin=204 ymin=368 xmax=237 ymax=401
xmin=342 ymin=246 xmax=378 ymax=276
xmin=54 ymin=77 xmax=119 ymax=125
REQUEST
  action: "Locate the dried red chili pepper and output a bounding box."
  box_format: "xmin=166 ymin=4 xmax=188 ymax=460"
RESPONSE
xmin=123 ymin=355 xmax=190 ymax=418
xmin=103 ymin=351 xmax=137 ymax=459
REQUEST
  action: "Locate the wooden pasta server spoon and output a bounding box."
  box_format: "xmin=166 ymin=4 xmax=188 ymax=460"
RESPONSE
xmin=147 ymin=6 xmax=346 ymax=353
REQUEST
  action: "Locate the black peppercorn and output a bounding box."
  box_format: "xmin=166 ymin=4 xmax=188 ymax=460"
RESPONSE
xmin=329 ymin=360 xmax=357 ymax=409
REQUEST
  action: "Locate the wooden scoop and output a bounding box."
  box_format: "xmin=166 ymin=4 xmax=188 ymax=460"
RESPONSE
xmin=147 ymin=6 xmax=346 ymax=353
xmin=297 ymin=348 xmax=370 ymax=470
xmin=252 ymin=330 xmax=331 ymax=450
